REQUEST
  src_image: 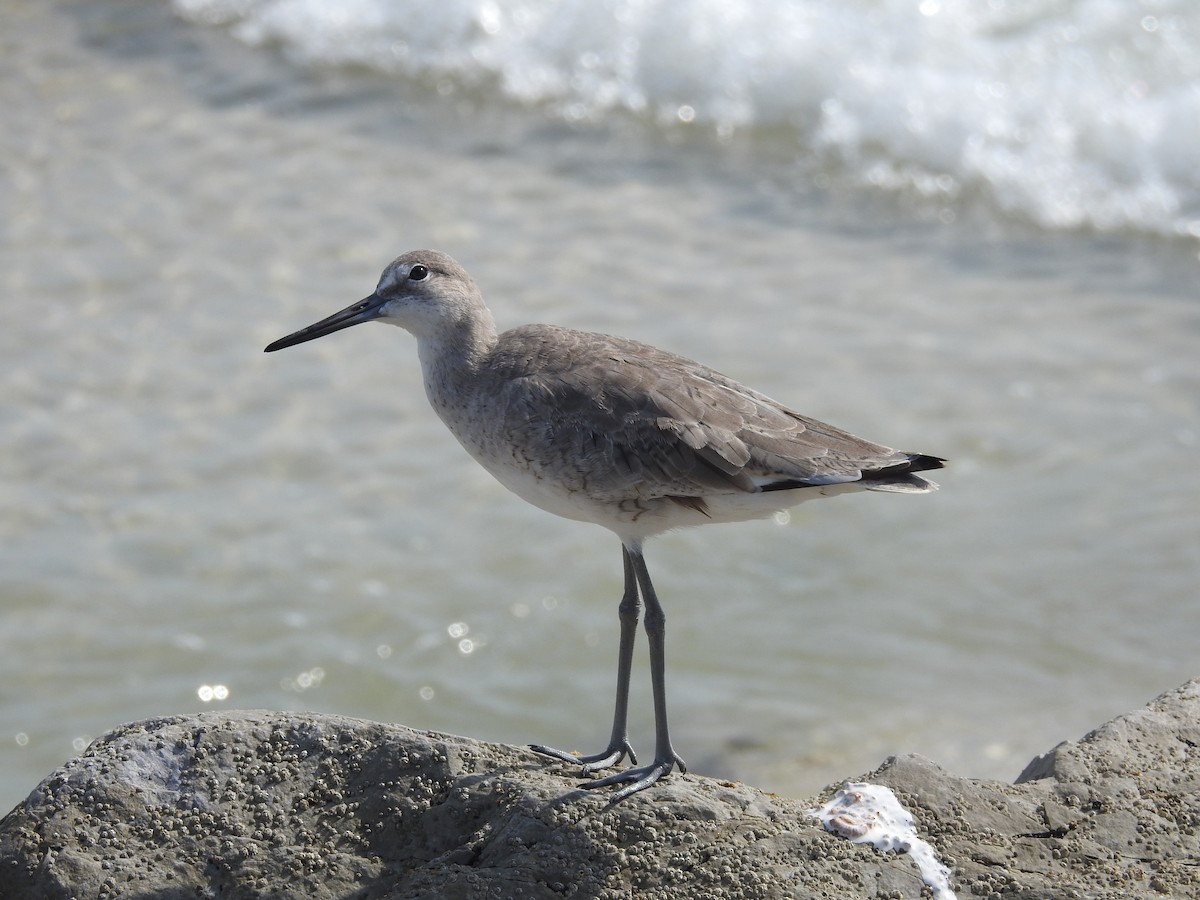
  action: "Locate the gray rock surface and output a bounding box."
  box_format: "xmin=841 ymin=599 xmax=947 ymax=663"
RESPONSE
xmin=1 ymin=679 xmax=1198 ymax=899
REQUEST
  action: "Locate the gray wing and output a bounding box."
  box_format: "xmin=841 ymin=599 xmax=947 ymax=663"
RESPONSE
xmin=490 ymin=326 xmax=939 ymax=503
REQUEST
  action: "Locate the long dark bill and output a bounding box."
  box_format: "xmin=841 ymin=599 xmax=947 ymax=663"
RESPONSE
xmin=264 ymin=294 xmax=387 ymax=352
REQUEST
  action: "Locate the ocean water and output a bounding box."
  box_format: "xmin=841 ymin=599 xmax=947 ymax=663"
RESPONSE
xmin=173 ymin=0 xmax=1200 ymax=238
xmin=1 ymin=0 xmax=1197 ymax=816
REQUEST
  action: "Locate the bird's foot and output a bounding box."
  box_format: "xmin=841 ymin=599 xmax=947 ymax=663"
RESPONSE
xmin=530 ymin=739 xmax=637 ymax=775
xmin=582 ymin=749 xmax=687 ymax=802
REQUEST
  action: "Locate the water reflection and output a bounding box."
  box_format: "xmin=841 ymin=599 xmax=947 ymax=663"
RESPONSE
xmin=280 ymin=667 xmax=325 ymax=693
xmin=197 ymin=684 xmax=229 ymax=702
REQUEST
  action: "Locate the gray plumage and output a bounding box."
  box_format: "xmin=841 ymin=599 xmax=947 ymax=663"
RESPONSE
xmin=265 ymin=249 xmax=944 ymax=800
xmin=483 ymin=323 xmax=936 ymax=500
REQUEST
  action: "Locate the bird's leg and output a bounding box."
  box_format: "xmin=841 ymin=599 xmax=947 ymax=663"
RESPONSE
xmin=529 ymin=545 xmax=640 ymax=773
xmin=583 ymin=545 xmax=687 ymax=801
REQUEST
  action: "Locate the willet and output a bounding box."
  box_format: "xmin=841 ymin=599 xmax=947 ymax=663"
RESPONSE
xmin=265 ymin=249 xmax=945 ymax=801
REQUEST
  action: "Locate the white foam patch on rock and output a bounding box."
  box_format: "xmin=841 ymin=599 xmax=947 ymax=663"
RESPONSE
xmin=810 ymin=782 xmax=957 ymax=900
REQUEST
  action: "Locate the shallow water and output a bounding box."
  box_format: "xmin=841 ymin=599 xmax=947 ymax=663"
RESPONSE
xmin=1 ymin=1 xmax=1198 ymax=814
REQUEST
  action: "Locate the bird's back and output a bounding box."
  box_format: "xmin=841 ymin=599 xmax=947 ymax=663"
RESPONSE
xmin=434 ymin=323 xmax=940 ymax=533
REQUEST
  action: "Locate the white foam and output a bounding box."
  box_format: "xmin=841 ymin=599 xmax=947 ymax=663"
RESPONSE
xmin=810 ymin=781 xmax=957 ymax=900
xmin=173 ymin=0 xmax=1200 ymax=237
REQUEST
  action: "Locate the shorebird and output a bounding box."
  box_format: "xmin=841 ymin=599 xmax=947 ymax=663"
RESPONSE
xmin=265 ymin=250 xmax=944 ymax=800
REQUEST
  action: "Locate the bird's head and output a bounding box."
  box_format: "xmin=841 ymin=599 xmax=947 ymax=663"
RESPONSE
xmin=264 ymin=250 xmax=489 ymax=353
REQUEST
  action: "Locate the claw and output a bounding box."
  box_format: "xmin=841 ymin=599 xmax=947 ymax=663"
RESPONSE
xmin=582 ymin=750 xmax=686 ymax=801
xmin=530 ymin=739 xmax=637 ymax=774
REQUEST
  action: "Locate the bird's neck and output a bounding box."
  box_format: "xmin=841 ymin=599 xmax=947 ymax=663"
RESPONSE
xmin=416 ymin=312 xmax=498 ymax=417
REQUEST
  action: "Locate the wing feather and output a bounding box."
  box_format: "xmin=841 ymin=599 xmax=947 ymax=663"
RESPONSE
xmin=487 ymin=325 xmax=937 ymax=503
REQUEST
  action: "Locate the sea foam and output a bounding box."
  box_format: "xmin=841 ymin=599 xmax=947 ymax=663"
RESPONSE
xmin=174 ymin=0 xmax=1200 ymax=238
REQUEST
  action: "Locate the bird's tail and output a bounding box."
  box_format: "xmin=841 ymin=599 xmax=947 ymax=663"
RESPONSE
xmin=862 ymin=453 xmax=945 ymax=493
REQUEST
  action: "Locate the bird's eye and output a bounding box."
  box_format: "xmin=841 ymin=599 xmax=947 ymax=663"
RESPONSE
xmin=409 ymin=265 xmax=429 ymax=282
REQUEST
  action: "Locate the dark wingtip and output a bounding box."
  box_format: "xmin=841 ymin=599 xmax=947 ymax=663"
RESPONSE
xmin=855 ymin=453 xmax=946 ymax=486
xmin=905 ymin=453 xmax=947 ymax=474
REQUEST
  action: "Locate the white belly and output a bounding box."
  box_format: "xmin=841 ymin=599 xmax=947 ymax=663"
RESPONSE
xmin=457 ymin=435 xmax=865 ymax=542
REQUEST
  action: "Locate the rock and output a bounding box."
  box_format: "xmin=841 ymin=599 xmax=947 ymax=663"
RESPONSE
xmin=1 ymin=679 xmax=1198 ymax=899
